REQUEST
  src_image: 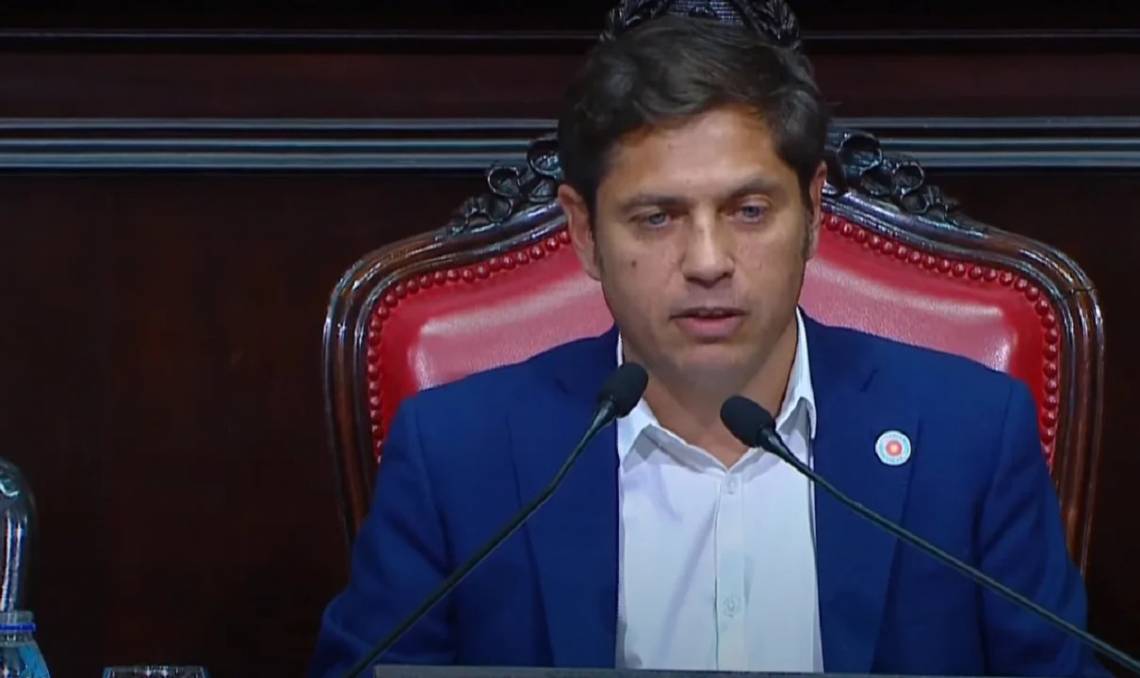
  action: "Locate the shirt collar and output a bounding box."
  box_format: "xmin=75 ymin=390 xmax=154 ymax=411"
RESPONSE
xmin=781 ymin=308 xmax=817 ymax=439
xmin=616 ymin=308 xmax=817 ymax=464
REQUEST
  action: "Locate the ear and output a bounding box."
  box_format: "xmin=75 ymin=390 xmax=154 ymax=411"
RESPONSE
xmin=804 ymin=160 xmax=829 ymax=259
xmin=558 ymin=183 xmax=602 ymax=280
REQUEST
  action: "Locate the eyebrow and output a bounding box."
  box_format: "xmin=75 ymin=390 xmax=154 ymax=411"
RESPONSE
xmin=617 ymin=174 xmax=785 ymax=213
xmin=618 ymin=194 xmax=688 ymax=213
xmin=722 ymin=175 xmax=784 ymax=202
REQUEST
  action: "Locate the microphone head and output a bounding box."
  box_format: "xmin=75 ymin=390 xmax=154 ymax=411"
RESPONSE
xmin=720 ymin=395 xmax=776 ymax=447
xmin=599 ymin=363 xmax=649 ymax=417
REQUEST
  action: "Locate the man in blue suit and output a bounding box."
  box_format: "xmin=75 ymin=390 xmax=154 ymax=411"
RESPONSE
xmin=312 ymin=15 xmax=1104 ymax=677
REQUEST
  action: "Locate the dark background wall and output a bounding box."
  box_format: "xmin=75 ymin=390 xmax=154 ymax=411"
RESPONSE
xmin=1 ymin=2 xmax=1138 ymax=675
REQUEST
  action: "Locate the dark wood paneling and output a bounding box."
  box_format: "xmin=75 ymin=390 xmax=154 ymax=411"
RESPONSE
xmin=4 ymin=166 xmax=1138 ymax=675
xmin=0 ymin=49 xmax=1138 ymax=118
xmin=0 ymin=53 xmax=575 ymax=118
xmin=0 ymin=172 xmax=484 ymax=676
xmin=1 ymin=7 xmax=1138 ymax=673
xmin=931 ymin=170 xmax=1140 ymax=664
xmin=3 ymin=0 xmax=1140 ymax=31
xmin=812 ymin=52 xmax=1140 ymax=117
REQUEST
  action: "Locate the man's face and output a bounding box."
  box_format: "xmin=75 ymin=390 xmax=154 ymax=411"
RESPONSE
xmin=561 ymin=105 xmax=826 ymax=391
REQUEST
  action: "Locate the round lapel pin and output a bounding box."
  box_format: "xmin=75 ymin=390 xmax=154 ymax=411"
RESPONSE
xmin=875 ymin=430 xmax=912 ymax=466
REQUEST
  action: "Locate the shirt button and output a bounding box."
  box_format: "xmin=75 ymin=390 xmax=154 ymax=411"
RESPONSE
xmin=723 ymin=597 xmax=740 ymax=616
xmin=725 ymin=477 xmax=738 ymax=494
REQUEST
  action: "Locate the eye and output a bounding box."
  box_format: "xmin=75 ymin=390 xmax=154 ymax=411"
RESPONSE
xmin=735 ymin=204 xmax=768 ymax=222
xmin=636 ymin=211 xmax=671 ymax=229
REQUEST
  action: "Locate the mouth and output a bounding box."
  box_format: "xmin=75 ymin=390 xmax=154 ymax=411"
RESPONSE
xmin=674 ymin=307 xmax=744 ymax=319
xmin=672 ymin=306 xmax=746 ymax=340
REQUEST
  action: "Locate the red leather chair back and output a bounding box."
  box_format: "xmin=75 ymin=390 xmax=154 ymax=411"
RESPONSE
xmin=372 ymin=217 xmax=1055 ymax=454
xmin=325 ymin=131 xmax=1104 ymax=569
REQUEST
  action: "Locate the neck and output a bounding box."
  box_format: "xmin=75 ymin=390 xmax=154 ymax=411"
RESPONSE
xmin=637 ymin=316 xmax=800 ymax=467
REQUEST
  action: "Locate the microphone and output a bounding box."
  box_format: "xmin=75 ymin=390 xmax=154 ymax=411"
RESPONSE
xmin=719 ymin=395 xmax=1140 ymax=676
xmin=343 ymin=363 xmax=649 ymax=678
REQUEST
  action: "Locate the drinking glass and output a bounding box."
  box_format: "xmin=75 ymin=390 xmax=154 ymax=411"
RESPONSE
xmin=102 ymin=667 xmax=209 ymax=678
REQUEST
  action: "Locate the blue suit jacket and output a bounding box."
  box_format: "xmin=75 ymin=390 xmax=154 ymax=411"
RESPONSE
xmin=311 ymin=316 xmax=1104 ymax=676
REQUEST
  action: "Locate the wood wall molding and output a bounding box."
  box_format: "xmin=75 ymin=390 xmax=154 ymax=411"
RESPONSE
xmin=1 ymin=28 xmax=1139 ymax=53
xmin=1 ymin=117 xmax=1139 ymax=170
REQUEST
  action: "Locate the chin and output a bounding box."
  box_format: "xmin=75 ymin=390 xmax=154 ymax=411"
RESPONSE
xmin=673 ymin=351 xmax=749 ymax=387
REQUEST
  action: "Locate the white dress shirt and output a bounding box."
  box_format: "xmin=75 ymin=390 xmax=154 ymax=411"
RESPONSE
xmin=615 ymin=309 xmax=823 ymax=672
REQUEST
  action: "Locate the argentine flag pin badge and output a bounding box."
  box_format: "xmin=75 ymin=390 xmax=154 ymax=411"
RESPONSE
xmin=875 ymin=430 xmax=912 ymax=466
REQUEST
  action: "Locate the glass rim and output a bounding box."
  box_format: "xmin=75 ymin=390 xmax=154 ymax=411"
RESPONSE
xmin=102 ymin=667 xmax=208 ymax=677
xmin=101 ymin=670 xmax=208 ymax=674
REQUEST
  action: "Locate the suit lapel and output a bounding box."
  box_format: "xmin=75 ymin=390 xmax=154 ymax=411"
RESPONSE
xmin=509 ymin=328 xmax=619 ymax=667
xmin=806 ymin=316 xmax=919 ymax=673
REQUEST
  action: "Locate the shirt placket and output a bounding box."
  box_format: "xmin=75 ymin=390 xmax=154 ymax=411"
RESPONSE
xmin=714 ymin=468 xmax=748 ymax=670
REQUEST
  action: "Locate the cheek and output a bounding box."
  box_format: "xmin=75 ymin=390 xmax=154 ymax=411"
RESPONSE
xmin=597 ymin=232 xmax=678 ymax=301
xmin=602 ymin=255 xmax=661 ymax=315
xmin=748 ymin=217 xmax=809 ymax=258
xmin=739 ymin=231 xmax=810 ymax=285
xmin=606 ymin=256 xmax=647 ymax=295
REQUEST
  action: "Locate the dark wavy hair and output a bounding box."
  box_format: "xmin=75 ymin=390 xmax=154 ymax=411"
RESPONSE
xmin=557 ymin=15 xmax=830 ymax=215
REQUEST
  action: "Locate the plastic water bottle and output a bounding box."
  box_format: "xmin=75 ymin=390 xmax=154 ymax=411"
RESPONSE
xmin=0 ymin=610 xmax=49 ymax=677
xmin=0 ymin=458 xmax=44 ymax=676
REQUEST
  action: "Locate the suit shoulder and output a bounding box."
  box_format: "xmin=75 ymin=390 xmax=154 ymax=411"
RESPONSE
xmin=826 ymin=324 xmax=1024 ymax=409
xmin=819 ymin=325 xmax=1037 ymax=490
xmin=398 ymin=331 xmax=606 ymax=422
xmin=386 ymin=332 xmax=608 ymax=479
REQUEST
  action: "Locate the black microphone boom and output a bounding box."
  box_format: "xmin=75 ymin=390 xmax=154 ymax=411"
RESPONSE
xmin=720 ymin=395 xmax=1140 ymax=676
xmin=342 ymin=363 xmax=649 ymax=678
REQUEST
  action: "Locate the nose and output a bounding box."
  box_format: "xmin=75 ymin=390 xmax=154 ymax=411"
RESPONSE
xmin=679 ymin=212 xmax=734 ymax=287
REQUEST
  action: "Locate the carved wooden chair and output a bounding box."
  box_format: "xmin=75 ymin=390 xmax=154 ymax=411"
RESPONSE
xmin=322 ymin=0 xmax=1105 ymax=571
